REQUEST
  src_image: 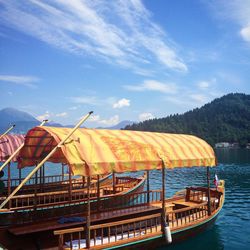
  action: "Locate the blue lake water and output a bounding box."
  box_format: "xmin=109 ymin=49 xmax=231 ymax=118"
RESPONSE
xmin=2 ymin=149 xmax=250 ymax=249
xmin=157 ymin=148 xmax=250 ymax=250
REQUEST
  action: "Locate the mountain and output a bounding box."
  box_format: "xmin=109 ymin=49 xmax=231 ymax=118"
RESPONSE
xmin=124 ymin=93 xmax=250 ymax=147
xmin=0 ymin=107 xmax=62 ymax=134
xmin=0 ymin=107 xmax=38 ymax=124
xmin=97 ymin=120 xmax=135 ymax=130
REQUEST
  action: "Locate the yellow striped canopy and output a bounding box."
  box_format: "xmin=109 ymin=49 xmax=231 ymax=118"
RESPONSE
xmin=18 ymin=126 xmax=216 ymax=176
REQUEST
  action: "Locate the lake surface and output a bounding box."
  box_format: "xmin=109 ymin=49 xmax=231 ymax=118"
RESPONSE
xmin=2 ymin=149 xmax=250 ymax=250
xmin=156 ymin=148 xmax=250 ymax=250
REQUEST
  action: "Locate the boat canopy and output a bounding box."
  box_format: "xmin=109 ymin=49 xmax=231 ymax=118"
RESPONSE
xmin=0 ymin=134 xmax=25 ymax=162
xmin=18 ymin=126 xmax=216 ymax=176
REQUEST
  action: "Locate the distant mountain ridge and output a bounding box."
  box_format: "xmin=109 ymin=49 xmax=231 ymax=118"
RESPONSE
xmin=97 ymin=120 xmax=135 ymax=130
xmin=0 ymin=108 xmax=134 ymax=133
xmin=125 ymin=93 xmax=250 ymax=146
xmin=0 ymin=107 xmax=62 ymax=134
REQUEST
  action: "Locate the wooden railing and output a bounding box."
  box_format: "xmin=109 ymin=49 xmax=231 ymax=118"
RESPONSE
xmin=54 ymin=187 xmax=224 ymax=249
xmin=54 ymin=201 xmax=209 ymax=249
xmin=186 ymin=187 xmax=222 ymax=212
xmin=1 ymin=177 xmax=144 ymax=210
xmin=55 ymin=213 xmax=162 ymax=250
xmin=0 ymin=179 xmax=153 ymax=226
xmin=167 ymin=202 xmax=208 ymax=229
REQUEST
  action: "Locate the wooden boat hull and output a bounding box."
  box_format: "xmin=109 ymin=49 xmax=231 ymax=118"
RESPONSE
xmin=53 ymin=181 xmax=225 ymax=250
xmin=108 ymin=206 xmax=221 ymax=250
xmin=104 ymin=183 xmax=225 ymax=250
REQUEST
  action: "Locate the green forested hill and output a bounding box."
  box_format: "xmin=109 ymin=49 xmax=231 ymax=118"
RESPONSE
xmin=124 ymin=93 xmax=250 ymax=146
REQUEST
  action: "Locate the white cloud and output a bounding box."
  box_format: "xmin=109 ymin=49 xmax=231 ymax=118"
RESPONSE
xmin=139 ymin=112 xmax=155 ymax=122
xmin=88 ymin=114 xmax=119 ymax=127
xmin=197 ymin=78 xmax=216 ymax=90
xmin=0 ymin=1 xmax=187 ymax=72
xmin=99 ymin=115 xmax=119 ymax=126
xmin=55 ymin=112 xmax=68 ymax=117
xmin=197 ymin=81 xmax=210 ymax=89
xmin=190 ymin=94 xmax=208 ymax=103
xmin=36 ymin=111 xmax=50 ymax=121
xmin=113 ymin=98 xmax=130 ymax=108
xmin=207 ymin=0 xmax=250 ymax=44
xmin=124 ymin=79 xmax=177 ymax=94
xmin=240 ymin=25 xmax=250 ymax=42
xmin=0 ymin=74 xmax=39 ymax=87
xmin=88 ymin=114 xmax=100 ymax=122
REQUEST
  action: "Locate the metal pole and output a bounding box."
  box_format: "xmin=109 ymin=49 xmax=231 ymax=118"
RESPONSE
xmin=0 ymin=112 xmax=93 ymax=209
xmin=147 ymin=170 xmax=150 ymax=203
xmin=0 ymin=124 xmax=15 ymax=141
xmin=86 ymin=176 xmax=91 ymax=249
xmin=207 ymin=166 xmax=211 ymax=215
xmin=0 ymin=120 xmax=48 ymax=172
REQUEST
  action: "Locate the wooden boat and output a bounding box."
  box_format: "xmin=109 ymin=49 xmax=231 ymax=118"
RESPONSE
xmin=0 ymin=112 xmax=224 ymax=249
xmin=54 ymin=181 xmax=225 ymax=249
xmin=0 ymin=122 xmax=109 ymax=197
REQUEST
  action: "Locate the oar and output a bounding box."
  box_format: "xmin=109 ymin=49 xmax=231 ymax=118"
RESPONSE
xmin=0 ymin=120 xmax=48 ymax=172
xmin=0 ymin=111 xmax=93 ymax=210
xmin=0 ymin=125 xmax=16 ymax=141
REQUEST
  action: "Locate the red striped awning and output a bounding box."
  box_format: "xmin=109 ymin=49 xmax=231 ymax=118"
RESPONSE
xmin=18 ymin=127 xmax=216 ymax=176
xmin=0 ymin=134 xmax=25 ymax=162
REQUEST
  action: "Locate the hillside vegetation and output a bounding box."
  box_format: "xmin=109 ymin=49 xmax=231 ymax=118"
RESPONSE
xmin=125 ymin=93 xmax=250 ymax=146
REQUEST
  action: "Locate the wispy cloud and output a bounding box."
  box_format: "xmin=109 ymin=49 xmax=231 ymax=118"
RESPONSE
xmin=124 ymin=79 xmax=178 ymax=94
xmin=206 ymin=0 xmax=250 ymax=44
xmin=113 ymin=98 xmax=130 ymax=109
xmin=197 ymin=78 xmax=216 ymax=90
xmin=71 ymin=96 xmax=99 ymax=105
xmin=0 ymin=74 xmax=39 ymax=87
xmin=36 ymin=111 xmax=50 ymax=122
xmin=139 ymin=112 xmax=155 ymax=122
xmin=55 ymin=112 xmax=68 ymax=117
xmin=0 ymin=0 xmax=187 ymax=73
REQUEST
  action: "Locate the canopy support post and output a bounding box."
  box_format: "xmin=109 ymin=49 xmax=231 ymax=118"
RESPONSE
xmin=207 ymin=166 xmax=211 ymax=216
xmin=82 ymin=176 xmax=85 ymax=188
xmin=86 ymin=176 xmax=91 ymax=249
xmin=42 ymin=164 xmax=45 ymax=190
xmin=18 ymin=168 xmax=22 ymax=185
xmin=7 ymin=162 xmax=11 ymax=209
xmin=161 ymin=164 xmax=166 ymax=232
xmin=69 ymin=166 xmax=72 ymax=202
xmin=34 ymin=163 xmax=38 ymax=214
xmin=39 ymin=164 xmax=42 ymax=190
xmin=147 ymin=170 xmax=150 ymax=203
xmin=62 ymin=163 xmax=64 ymax=181
xmin=97 ymin=175 xmax=100 ymax=212
xmin=0 ymin=112 xmax=93 ymax=210
xmin=112 ymin=172 xmax=116 ymax=194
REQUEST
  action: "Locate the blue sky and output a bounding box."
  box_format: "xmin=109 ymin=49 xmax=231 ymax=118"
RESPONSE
xmin=0 ymin=0 xmax=250 ymax=127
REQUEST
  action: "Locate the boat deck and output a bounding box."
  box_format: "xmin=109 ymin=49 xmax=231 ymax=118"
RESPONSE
xmin=8 ymin=202 xmax=161 ymax=236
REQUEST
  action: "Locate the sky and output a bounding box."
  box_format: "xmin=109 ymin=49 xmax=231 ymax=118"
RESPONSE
xmin=0 ymin=0 xmax=250 ymax=128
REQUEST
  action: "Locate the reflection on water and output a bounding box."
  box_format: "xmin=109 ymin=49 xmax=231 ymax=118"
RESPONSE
xmin=2 ymin=149 xmax=250 ymax=249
